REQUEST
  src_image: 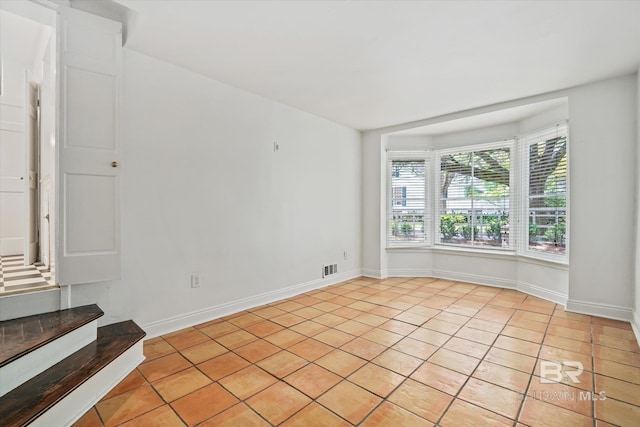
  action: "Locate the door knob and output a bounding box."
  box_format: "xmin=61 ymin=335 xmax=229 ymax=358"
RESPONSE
xmin=111 ymin=161 xmax=118 ymax=168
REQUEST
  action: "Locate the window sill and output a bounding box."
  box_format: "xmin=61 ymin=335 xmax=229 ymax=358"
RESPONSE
xmin=517 ymin=253 xmax=569 ymax=269
xmin=432 ymin=245 xmax=516 ymax=261
xmin=386 ymin=245 xmax=431 ymax=253
xmin=386 ymin=245 xmax=569 ymax=268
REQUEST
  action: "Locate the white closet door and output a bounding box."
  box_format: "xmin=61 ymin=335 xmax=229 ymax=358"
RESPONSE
xmin=56 ymin=6 xmax=122 ymax=285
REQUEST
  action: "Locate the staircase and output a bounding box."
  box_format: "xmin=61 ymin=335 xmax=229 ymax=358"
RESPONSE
xmin=0 ymin=305 xmax=146 ymax=426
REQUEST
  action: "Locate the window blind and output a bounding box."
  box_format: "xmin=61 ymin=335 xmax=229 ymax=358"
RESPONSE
xmin=387 ymin=155 xmax=430 ymax=246
xmin=438 ymin=143 xmax=512 ymax=248
xmin=522 ymin=123 xmax=568 ymax=256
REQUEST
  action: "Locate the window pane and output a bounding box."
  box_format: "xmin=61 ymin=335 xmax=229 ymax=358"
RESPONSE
xmin=440 ymin=147 xmax=510 ymax=248
xmin=528 ymin=133 xmax=567 ymax=255
xmin=389 ymin=160 xmax=426 ymax=245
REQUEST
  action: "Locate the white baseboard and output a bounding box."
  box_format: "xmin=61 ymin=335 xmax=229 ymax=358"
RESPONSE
xmin=386 ymin=268 xmax=433 ymax=278
xmin=31 ymin=340 xmax=145 ymax=427
xmin=565 ymin=299 xmax=633 ymax=322
xmin=431 ymin=269 xmax=517 ymax=290
xmin=361 ymin=268 xmax=384 ymax=279
xmin=0 ymin=320 xmax=97 ymax=397
xmin=517 ymin=281 xmax=567 ymax=306
xmin=142 ymin=269 xmax=362 ymax=339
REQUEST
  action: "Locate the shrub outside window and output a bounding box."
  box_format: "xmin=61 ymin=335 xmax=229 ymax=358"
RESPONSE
xmin=388 ymin=159 xmax=427 ymax=245
xmin=386 ymin=122 xmax=568 ymax=263
xmin=524 ymin=124 xmax=568 ymax=256
xmin=438 ymin=144 xmax=512 ymax=249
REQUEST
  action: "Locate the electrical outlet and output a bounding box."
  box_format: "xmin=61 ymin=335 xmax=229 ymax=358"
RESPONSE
xmin=344 ymin=251 xmax=348 ymax=260
xmin=191 ymin=274 xmax=200 ymax=288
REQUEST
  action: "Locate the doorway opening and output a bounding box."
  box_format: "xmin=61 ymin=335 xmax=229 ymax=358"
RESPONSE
xmin=0 ymin=6 xmax=56 ymax=295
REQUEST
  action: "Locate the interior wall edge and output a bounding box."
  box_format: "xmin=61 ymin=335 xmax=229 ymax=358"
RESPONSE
xmin=361 ymin=269 xmax=386 ymax=280
xmin=516 ymin=281 xmax=568 ymax=306
xmin=632 ymin=310 xmax=640 ymax=347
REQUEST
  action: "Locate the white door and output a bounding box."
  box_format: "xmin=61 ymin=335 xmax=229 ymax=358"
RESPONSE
xmin=0 ymin=62 xmax=26 ymax=257
xmin=40 ymin=60 xmax=55 ymax=270
xmin=56 ymin=7 xmax=122 ymax=285
xmin=24 ymin=81 xmax=38 ymax=265
xmin=40 ymin=185 xmax=50 ymax=267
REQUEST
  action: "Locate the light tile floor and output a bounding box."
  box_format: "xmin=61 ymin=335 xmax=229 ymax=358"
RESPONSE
xmin=74 ymin=277 xmax=640 ymax=426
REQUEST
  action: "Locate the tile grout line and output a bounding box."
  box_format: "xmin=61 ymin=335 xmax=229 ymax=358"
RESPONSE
xmin=87 ymin=277 xmax=639 ymax=427
xmin=591 ymin=318 xmax=597 ymax=427
xmin=435 ymin=293 xmax=535 ymax=426
xmin=512 ymin=301 xmax=555 ymax=426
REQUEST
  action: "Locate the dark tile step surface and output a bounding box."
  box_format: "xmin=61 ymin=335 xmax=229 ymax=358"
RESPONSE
xmin=0 ymin=305 xmax=104 ymax=367
xmin=0 ymin=320 xmax=146 ymax=427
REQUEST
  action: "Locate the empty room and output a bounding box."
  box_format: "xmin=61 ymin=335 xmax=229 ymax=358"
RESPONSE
xmin=0 ymin=1 xmax=639 ymax=426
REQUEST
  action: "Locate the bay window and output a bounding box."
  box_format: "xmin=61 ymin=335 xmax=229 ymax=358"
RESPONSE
xmin=386 ymin=122 xmax=568 ymax=263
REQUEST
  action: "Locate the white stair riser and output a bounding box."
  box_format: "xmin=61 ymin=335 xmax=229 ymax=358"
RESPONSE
xmin=30 ymin=340 xmax=145 ymax=427
xmin=0 ymin=320 xmax=97 ymax=397
xmin=0 ymin=288 xmax=60 ymax=321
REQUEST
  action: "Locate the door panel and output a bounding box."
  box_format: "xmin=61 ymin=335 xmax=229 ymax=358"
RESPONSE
xmin=65 ymin=66 xmax=116 ymax=149
xmin=64 ymin=173 xmax=116 ymax=253
xmin=56 ymin=7 xmax=121 ymax=285
xmin=25 ymin=81 xmax=38 ymax=264
xmin=0 ymin=64 xmax=26 ymax=257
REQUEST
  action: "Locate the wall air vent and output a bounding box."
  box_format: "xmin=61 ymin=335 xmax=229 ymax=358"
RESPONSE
xmin=322 ymin=264 xmax=338 ymax=278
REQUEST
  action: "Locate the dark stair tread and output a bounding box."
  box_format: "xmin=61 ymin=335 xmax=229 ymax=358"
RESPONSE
xmin=0 ymin=320 xmax=146 ymax=427
xmin=0 ymin=305 xmax=104 ymax=367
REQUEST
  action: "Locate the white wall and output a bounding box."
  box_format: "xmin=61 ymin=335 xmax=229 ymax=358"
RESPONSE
xmin=431 ymin=122 xmax=519 ymax=149
xmin=0 ymin=60 xmax=26 ymax=256
xmin=635 ymin=68 xmax=640 ymax=339
xmin=361 ymin=131 xmax=386 ymax=278
xmin=363 ymin=74 xmax=637 ymax=321
xmin=64 ymin=50 xmax=361 ymax=335
xmin=566 ymin=75 xmax=636 ymax=320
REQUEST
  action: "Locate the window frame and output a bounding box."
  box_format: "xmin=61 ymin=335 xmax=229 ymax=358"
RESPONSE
xmin=386 ymin=151 xmax=431 ymax=247
xmin=519 ymin=122 xmax=569 ymax=263
xmin=435 ymin=140 xmax=516 ymax=251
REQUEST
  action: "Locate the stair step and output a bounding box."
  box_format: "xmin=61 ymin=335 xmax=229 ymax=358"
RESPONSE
xmin=0 ymin=305 xmax=104 ymax=397
xmin=0 ymin=304 xmax=103 ymax=367
xmin=0 ymin=320 xmax=146 ymax=427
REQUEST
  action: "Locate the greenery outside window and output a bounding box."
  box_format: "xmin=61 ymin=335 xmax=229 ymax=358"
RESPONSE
xmin=438 ymin=143 xmax=512 ymax=248
xmin=388 ymin=157 xmax=429 ymax=246
xmin=386 ymin=122 xmax=568 ymax=263
xmin=523 ymin=124 xmax=568 ymax=257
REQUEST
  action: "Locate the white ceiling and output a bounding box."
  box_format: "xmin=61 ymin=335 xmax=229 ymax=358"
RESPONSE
xmin=117 ymin=1 xmax=640 ymax=131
